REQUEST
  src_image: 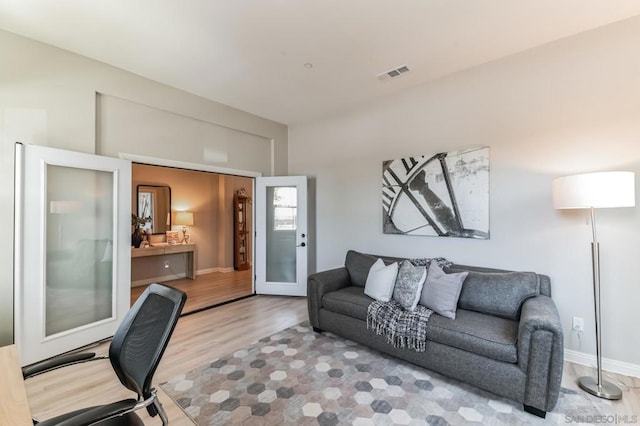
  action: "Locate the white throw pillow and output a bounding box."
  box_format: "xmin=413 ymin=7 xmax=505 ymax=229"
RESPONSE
xmin=364 ymin=259 xmax=399 ymax=302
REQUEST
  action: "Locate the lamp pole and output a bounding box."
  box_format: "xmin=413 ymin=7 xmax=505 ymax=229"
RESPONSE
xmin=578 ymin=207 xmax=622 ymax=399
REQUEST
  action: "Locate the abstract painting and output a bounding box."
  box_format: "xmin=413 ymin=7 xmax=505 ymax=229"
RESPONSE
xmin=382 ymin=146 xmax=489 ymax=239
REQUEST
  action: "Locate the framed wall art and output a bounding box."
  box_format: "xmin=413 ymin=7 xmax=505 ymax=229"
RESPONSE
xmin=382 ymin=146 xmax=489 ymax=239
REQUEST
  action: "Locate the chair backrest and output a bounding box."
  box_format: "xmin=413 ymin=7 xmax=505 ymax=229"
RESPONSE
xmin=109 ymin=283 xmax=186 ymax=400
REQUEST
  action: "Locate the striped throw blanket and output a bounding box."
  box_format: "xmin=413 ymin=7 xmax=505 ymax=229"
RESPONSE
xmin=366 ymin=300 xmax=433 ymax=352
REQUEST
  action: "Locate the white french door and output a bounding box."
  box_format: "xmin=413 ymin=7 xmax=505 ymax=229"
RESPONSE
xmin=14 ymin=143 xmax=131 ymax=366
xmin=255 ymin=176 xmax=307 ymax=296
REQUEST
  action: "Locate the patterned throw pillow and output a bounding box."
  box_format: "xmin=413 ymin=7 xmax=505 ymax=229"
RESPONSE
xmin=364 ymin=259 xmax=399 ymax=302
xmin=420 ymin=262 xmax=468 ymax=319
xmin=392 ymin=260 xmax=427 ymax=311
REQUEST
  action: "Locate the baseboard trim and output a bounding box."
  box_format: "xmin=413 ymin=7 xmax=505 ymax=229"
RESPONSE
xmin=132 ymin=273 xmax=186 ymax=287
xmin=564 ymin=349 xmax=640 ymax=378
xmin=197 ymin=267 xmax=234 ymax=275
xmin=181 ymin=293 xmax=256 ymax=317
xmin=132 ymin=267 xmax=237 ymax=287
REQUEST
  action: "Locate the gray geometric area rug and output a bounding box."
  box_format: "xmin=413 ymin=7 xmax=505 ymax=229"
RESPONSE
xmin=161 ymin=322 xmax=614 ymax=425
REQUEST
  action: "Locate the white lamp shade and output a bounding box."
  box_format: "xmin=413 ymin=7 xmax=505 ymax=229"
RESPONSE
xmin=552 ymin=171 xmax=635 ymax=209
xmin=173 ymin=211 xmax=194 ymax=226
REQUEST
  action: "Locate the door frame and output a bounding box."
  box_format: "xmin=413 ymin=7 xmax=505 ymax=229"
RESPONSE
xmin=120 ymin=153 xmax=263 ymax=178
xmin=120 ymin=153 xmax=262 ymax=294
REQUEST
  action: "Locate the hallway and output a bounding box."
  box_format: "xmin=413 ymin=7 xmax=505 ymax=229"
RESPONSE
xmin=131 ymin=269 xmax=253 ymax=314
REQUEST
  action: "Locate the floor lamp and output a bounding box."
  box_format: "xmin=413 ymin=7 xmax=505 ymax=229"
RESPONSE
xmin=552 ymin=171 xmax=635 ymax=400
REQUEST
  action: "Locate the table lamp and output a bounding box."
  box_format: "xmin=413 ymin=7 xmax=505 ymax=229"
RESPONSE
xmin=173 ymin=211 xmax=194 ymax=244
xmin=552 ymin=171 xmax=635 ymax=400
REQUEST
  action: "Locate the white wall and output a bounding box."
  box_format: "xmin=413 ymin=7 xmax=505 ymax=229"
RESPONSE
xmin=289 ymin=16 xmax=640 ymax=368
xmin=98 ymin=95 xmax=273 ymax=176
xmin=0 ymin=29 xmax=288 ymax=346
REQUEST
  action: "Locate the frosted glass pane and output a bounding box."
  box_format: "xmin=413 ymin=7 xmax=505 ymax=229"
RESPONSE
xmin=266 ymin=186 xmax=297 ymax=283
xmin=46 ymin=165 xmax=114 ymax=336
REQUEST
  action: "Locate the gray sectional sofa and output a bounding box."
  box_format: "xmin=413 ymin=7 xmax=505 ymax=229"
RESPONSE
xmin=307 ymin=250 xmax=564 ymax=417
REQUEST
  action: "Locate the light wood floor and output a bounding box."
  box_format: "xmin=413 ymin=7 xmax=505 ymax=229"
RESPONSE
xmin=131 ymin=269 xmax=254 ymax=314
xmin=25 ymin=296 xmax=308 ymax=425
xmin=25 ymin=297 xmax=639 ymax=424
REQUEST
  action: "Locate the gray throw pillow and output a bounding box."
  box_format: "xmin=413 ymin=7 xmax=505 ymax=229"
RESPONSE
xmin=392 ymin=260 xmax=427 ymax=311
xmin=420 ymin=262 xmax=468 ymax=319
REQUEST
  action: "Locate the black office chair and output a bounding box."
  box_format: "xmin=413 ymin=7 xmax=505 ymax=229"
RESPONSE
xmin=23 ymin=283 xmax=187 ymax=426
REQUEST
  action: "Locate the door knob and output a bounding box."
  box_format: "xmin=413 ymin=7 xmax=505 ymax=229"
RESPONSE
xmin=297 ymin=242 xmax=306 ymax=247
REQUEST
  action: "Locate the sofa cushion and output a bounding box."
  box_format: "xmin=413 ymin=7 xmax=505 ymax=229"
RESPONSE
xmin=427 ymin=309 xmax=518 ymax=363
xmin=345 ymin=251 xmax=430 ymax=287
xmin=322 ymin=287 xmax=518 ymax=364
xmin=346 ymin=251 xmax=402 ymax=287
xmin=322 ymin=286 xmax=371 ymax=321
xmin=392 ymin=260 xmax=426 ymax=311
xmin=448 ymin=268 xmax=540 ymax=320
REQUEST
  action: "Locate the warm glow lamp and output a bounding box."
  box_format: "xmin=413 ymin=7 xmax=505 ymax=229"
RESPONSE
xmin=173 ymin=211 xmax=194 ymax=244
xmin=552 ymin=171 xmax=635 ymax=400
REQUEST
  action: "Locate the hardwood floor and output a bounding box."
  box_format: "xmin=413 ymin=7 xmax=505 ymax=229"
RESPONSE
xmin=562 ymin=362 xmax=640 ymax=415
xmin=131 ymin=269 xmax=254 ymax=314
xmin=25 ymin=296 xmax=640 ymax=424
xmin=25 ymin=296 xmax=308 ymax=425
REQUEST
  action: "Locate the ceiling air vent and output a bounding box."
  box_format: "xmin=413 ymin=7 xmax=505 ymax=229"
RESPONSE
xmin=377 ymin=65 xmax=411 ymax=81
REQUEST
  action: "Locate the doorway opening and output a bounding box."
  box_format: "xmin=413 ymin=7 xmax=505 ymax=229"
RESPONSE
xmin=130 ymin=162 xmax=254 ymax=314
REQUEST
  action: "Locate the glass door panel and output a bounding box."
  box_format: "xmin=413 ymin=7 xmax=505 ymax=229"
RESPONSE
xmin=255 ymin=176 xmax=307 ymax=296
xmin=15 ymin=143 xmax=131 ymax=366
xmin=266 ymin=186 xmax=297 ymax=283
xmin=45 ymin=165 xmax=114 ymax=336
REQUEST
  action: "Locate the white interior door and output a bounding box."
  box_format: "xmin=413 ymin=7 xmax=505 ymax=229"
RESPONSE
xmin=14 ymin=143 xmax=131 ymax=366
xmin=255 ymin=176 xmax=307 ymax=296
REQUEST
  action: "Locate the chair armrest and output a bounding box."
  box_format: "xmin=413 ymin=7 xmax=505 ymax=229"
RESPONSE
xmin=22 ymin=352 xmax=97 ymax=379
xmin=307 ymin=267 xmax=351 ymax=329
xmin=517 ymin=295 xmax=564 ymax=411
xmin=36 ymin=399 xmax=138 ymax=426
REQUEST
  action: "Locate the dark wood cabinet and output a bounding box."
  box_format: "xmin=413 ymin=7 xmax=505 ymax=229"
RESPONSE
xmin=234 ymin=188 xmax=251 ymax=271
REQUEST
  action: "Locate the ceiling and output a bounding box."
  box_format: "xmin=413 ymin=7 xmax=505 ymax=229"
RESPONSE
xmin=1 ymin=1 xmax=640 ymax=125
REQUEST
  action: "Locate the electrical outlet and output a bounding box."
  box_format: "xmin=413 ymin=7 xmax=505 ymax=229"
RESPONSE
xmin=572 ymin=316 xmax=584 ymax=332
xmin=164 ymin=261 xmax=170 ymax=269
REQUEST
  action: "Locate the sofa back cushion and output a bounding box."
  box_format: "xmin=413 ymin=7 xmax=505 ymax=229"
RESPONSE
xmin=446 ymin=267 xmax=540 ymax=319
xmin=345 ymin=251 xmax=545 ymax=319
xmin=345 ymin=250 xmax=403 ymax=287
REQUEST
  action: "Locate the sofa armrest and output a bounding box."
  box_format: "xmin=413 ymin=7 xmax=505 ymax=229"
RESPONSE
xmin=307 ymin=267 xmax=351 ymax=329
xmin=517 ymin=295 xmax=564 ymax=412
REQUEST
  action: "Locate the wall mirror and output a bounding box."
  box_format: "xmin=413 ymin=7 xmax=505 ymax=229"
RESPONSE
xmin=137 ymin=185 xmax=171 ymax=234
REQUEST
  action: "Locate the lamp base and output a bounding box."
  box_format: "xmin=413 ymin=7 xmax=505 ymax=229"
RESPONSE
xmin=578 ymin=376 xmax=622 ymax=400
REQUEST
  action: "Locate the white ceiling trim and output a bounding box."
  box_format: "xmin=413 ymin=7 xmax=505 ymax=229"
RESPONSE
xmin=119 ymin=153 xmax=263 ymax=178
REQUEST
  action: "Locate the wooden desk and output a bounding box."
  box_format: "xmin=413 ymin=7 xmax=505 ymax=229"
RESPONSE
xmin=131 ymin=243 xmax=196 ymax=279
xmin=0 ymin=345 xmax=32 ymax=425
